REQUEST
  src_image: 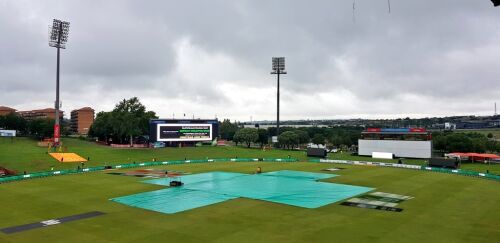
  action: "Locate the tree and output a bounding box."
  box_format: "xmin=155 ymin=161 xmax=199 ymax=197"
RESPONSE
xmin=445 ymin=133 xmax=473 ymax=152
xmin=485 ymin=140 xmax=497 ymax=152
xmin=113 ymin=98 xmax=144 ymax=145
xmin=27 ymin=119 xmax=44 ymax=137
xmin=88 ymin=112 xmax=114 ymax=141
xmin=471 ymin=137 xmax=487 ymax=153
xmin=267 ymin=127 xmax=277 ymax=137
xmin=0 ymin=112 xmax=27 ymax=134
xmin=220 ymin=119 xmax=238 ymax=140
xmin=279 ymin=127 xmax=296 ymax=134
xmin=312 ymin=134 xmax=326 ymax=145
xmin=432 ymin=133 xmax=447 ymax=152
xmin=328 ymin=135 xmax=343 ymax=147
xmin=487 ymin=133 xmax=494 ymax=139
xmin=294 ymin=130 xmax=310 ymax=146
xmin=257 ymin=129 xmax=269 ymax=148
xmin=233 ymin=131 xmax=242 ymax=146
xmin=233 ymin=128 xmax=258 ymax=148
xmin=88 ymin=97 xmax=157 ymax=144
xmin=27 ymin=118 xmax=54 ymax=139
xmin=279 ymin=131 xmax=299 ymax=149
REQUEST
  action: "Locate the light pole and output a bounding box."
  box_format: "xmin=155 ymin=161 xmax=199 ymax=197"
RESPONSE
xmin=49 ymin=19 xmax=70 ymax=147
xmin=271 ymin=57 xmax=286 ymax=142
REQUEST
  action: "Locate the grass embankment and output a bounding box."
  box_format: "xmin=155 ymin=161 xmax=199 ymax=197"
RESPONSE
xmin=0 ymin=162 xmax=499 ymax=242
xmin=0 ymin=137 xmax=498 ymax=174
xmin=0 ymin=137 xmax=306 ymax=172
xmin=457 ymin=128 xmax=500 ymax=139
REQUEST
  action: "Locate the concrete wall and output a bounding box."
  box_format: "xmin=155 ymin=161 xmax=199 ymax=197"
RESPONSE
xmin=358 ymin=139 xmax=432 ymax=159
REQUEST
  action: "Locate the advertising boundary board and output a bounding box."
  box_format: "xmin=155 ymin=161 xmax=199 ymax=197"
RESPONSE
xmin=309 ymin=159 xmax=500 ymax=181
xmin=2 ymin=158 xmax=498 ymax=183
xmin=0 ymin=158 xmax=297 ymax=184
xmin=0 ymin=130 xmax=16 ymax=137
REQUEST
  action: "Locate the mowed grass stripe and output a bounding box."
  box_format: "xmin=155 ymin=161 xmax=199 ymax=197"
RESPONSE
xmin=2 ymin=137 xmax=499 ymax=175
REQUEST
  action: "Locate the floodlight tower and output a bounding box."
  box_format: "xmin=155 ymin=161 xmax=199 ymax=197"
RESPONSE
xmin=49 ymin=19 xmax=70 ymax=146
xmin=271 ymin=57 xmax=286 ymax=140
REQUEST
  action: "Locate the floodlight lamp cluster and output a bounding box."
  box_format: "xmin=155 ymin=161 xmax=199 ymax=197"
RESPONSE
xmin=271 ymin=57 xmax=286 ymax=74
xmin=49 ymin=19 xmax=70 ymax=49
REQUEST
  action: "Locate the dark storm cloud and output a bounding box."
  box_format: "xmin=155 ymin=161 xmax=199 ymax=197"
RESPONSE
xmin=0 ymin=0 xmax=499 ymax=119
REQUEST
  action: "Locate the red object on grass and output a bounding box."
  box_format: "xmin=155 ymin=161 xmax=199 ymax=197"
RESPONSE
xmin=448 ymin=152 xmax=500 ymax=161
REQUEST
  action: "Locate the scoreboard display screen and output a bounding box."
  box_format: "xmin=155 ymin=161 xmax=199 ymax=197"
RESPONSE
xmin=158 ymin=124 xmax=212 ymax=141
xmin=149 ymin=119 xmax=218 ymax=142
xmin=149 ymin=119 xmax=219 ymax=142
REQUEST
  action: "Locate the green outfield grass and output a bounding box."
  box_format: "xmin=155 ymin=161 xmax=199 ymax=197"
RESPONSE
xmin=0 ymin=137 xmax=308 ymax=172
xmin=0 ymin=137 xmax=497 ymax=174
xmin=0 ymin=162 xmax=499 ymax=242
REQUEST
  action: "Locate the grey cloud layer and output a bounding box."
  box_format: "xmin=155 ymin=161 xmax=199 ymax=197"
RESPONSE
xmin=0 ymin=0 xmax=498 ymax=120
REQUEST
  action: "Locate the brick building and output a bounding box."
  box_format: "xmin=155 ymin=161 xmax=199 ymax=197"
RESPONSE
xmin=70 ymin=107 xmax=95 ymax=135
xmin=18 ymin=108 xmax=64 ymax=120
xmin=0 ymin=106 xmax=16 ymax=116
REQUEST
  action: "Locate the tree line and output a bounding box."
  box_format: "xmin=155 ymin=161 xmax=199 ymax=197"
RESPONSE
xmin=219 ymin=119 xmax=363 ymax=149
xmin=433 ymin=131 xmax=499 ymax=153
xmin=0 ymin=112 xmax=71 ymax=138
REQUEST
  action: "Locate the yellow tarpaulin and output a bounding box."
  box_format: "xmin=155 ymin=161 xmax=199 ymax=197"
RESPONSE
xmin=49 ymin=153 xmax=87 ymax=162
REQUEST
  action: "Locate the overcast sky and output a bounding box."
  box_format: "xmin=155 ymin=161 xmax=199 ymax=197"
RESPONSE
xmin=0 ymin=0 xmax=499 ymax=121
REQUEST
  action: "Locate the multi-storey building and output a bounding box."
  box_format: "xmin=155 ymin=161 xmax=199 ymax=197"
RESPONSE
xmin=70 ymin=107 xmax=95 ymax=135
xmin=18 ymin=108 xmax=64 ymax=120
